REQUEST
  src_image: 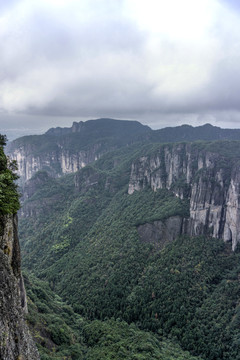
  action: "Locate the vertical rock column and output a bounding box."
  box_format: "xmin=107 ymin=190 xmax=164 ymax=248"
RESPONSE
xmin=0 ymin=214 xmax=39 ymax=360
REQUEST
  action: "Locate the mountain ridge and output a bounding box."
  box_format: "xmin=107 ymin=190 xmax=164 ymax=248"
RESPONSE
xmin=7 ymin=118 xmax=240 ymax=184
xmin=5 ymin=119 xmax=240 ymax=359
xmin=18 ymin=138 xmax=240 ymax=359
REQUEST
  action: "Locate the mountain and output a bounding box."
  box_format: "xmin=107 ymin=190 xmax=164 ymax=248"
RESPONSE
xmin=0 ymin=136 xmax=39 ymax=359
xmin=0 ymin=128 xmax=203 ymax=359
xmin=7 ymin=119 xmax=240 ymax=185
xmin=152 ymin=122 xmax=240 ymax=142
xmin=6 ymin=119 xmax=240 ymax=359
xmin=7 ymin=118 xmax=151 ymax=184
xmin=128 ymin=141 xmax=240 ymax=250
xmin=17 ymin=132 xmax=240 ymax=359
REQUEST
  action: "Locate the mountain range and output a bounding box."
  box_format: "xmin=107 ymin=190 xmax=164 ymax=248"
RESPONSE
xmin=3 ymin=118 xmax=240 ymax=359
xmin=7 ymin=119 xmax=240 ymax=184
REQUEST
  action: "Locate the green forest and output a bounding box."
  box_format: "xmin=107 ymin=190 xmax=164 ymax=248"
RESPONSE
xmin=3 ymin=128 xmax=240 ymax=359
xmin=0 ymin=135 xmax=19 ymax=215
xmin=15 ymin=139 xmax=240 ymax=359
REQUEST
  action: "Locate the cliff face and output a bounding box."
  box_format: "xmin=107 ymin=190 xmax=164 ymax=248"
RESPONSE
xmin=9 ymin=120 xmax=240 ymax=185
xmin=10 ymin=143 xmax=105 ymax=184
xmin=128 ymin=143 xmax=240 ymax=250
xmin=0 ymin=214 xmax=39 ymax=360
xmin=7 ymin=119 xmax=151 ymax=184
xmin=137 ymin=216 xmax=184 ymax=250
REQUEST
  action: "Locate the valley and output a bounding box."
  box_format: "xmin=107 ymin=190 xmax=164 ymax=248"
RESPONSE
xmin=4 ymin=119 xmax=240 ymax=359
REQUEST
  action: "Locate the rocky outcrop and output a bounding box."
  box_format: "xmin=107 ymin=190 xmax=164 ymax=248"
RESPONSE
xmin=0 ymin=214 xmax=39 ymax=360
xmin=128 ymin=143 xmax=240 ymax=250
xmin=7 ymin=119 xmax=151 ymax=184
xmin=137 ymin=216 xmax=185 ymax=249
xmin=8 ymin=120 xmax=240 ymax=185
xmin=9 ymin=143 xmax=104 ymax=185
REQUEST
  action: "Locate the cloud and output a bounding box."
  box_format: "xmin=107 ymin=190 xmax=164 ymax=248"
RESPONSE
xmin=1 ymin=0 xmax=240 ymax=133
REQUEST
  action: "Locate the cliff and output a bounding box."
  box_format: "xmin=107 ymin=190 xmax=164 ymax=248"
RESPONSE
xmin=7 ymin=118 xmax=151 ymax=184
xmin=0 ymin=135 xmax=39 ymax=359
xmin=8 ymin=119 xmax=240 ymax=253
xmin=8 ymin=141 xmax=106 ymax=185
xmin=0 ymin=214 xmax=39 ymax=359
xmin=128 ymin=142 xmax=240 ymax=250
xmin=9 ymin=120 xmax=240 ymax=185
xmin=13 ymin=131 xmax=240 ymax=359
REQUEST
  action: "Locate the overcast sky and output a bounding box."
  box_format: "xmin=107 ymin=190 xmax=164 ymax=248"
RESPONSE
xmin=1 ymin=0 xmax=240 ymax=139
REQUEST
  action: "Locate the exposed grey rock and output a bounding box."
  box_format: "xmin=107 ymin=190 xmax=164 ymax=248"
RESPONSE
xmin=8 ymin=144 xmax=104 ymax=185
xmin=129 ymin=143 xmax=240 ymax=250
xmin=0 ymin=215 xmax=39 ymax=360
xmin=137 ymin=216 xmax=184 ymax=250
xmin=7 ymin=118 xmax=151 ymax=184
xmin=223 ymin=166 xmax=240 ymax=250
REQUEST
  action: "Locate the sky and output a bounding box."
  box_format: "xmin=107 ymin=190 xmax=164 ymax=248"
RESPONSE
xmin=1 ymin=0 xmax=240 ymax=139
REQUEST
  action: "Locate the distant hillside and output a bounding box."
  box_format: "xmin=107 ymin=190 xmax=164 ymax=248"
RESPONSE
xmin=45 ymin=120 xmax=240 ymax=142
xmin=152 ymin=123 xmax=240 ymax=142
xmin=7 ymin=118 xmax=151 ymax=183
xmin=46 ymin=117 xmax=151 ymax=138
xmin=7 ymin=119 xmax=240 ymax=184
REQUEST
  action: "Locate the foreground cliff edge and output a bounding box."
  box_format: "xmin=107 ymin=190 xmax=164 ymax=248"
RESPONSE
xmin=0 ymin=135 xmax=39 ymax=359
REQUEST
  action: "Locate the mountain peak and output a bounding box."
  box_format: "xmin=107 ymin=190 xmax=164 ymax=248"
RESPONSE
xmin=46 ymin=118 xmax=151 ymax=136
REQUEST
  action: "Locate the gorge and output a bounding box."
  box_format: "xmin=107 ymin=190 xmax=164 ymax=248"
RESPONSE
xmin=3 ymin=119 xmax=240 ymax=359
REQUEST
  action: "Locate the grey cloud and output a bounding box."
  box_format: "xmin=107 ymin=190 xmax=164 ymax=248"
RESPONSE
xmin=2 ymin=0 xmax=240 ymax=133
xmin=22 ymin=4 xmax=143 ymax=59
xmin=205 ymin=58 xmax=240 ymax=111
xmin=175 ymin=57 xmax=240 ymax=114
xmin=1 ymin=4 xmax=144 ymax=85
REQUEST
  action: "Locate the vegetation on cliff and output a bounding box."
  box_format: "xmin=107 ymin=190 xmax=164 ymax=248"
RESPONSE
xmin=8 ymin=120 xmax=240 ymax=185
xmin=0 ymin=136 xmax=39 ymax=359
xmin=7 ymin=123 xmax=240 ymax=359
xmin=0 ymin=134 xmax=20 ymax=214
xmin=18 ymin=140 xmax=240 ymax=359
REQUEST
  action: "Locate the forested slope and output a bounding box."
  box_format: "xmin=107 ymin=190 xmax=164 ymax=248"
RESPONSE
xmin=25 ymin=273 xmax=201 ymax=360
xmin=18 ymin=140 xmax=240 ymax=359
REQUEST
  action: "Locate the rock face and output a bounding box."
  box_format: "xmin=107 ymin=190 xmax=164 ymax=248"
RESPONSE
xmin=8 ymin=120 xmax=240 ymax=185
xmin=8 ymin=142 xmax=105 ymax=185
xmin=128 ymin=143 xmax=240 ymax=250
xmin=137 ymin=216 xmax=185 ymax=249
xmin=7 ymin=119 xmax=151 ymax=184
xmin=0 ymin=214 xmax=39 ymax=360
